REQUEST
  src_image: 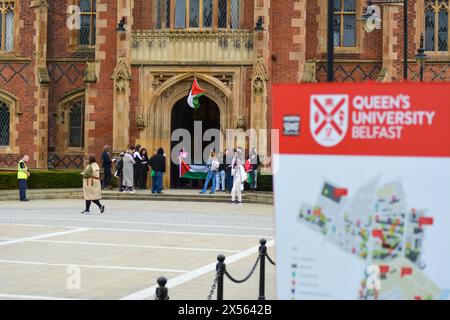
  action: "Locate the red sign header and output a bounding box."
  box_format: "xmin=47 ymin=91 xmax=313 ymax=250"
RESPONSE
xmin=273 ymin=83 xmax=450 ymax=157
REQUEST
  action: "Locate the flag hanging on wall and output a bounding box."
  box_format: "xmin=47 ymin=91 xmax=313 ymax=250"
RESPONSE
xmin=187 ymin=78 xmax=206 ymax=109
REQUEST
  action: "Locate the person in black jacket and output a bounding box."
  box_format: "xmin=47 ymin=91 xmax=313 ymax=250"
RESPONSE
xmin=101 ymin=145 xmax=113 ymax=189
xmin=149 ymin=147 xmax=166 ymax=194
xmin=139 ymin=148 xmax=150 ymax=189
xmin=133 ymin=144 xmax=142 ymax=188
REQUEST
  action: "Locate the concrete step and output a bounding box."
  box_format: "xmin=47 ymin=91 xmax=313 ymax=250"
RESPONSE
xmin=0 ymin=190 xmax=273 ymax=204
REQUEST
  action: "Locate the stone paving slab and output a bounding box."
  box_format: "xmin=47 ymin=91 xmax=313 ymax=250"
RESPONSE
xmin=0 ymin=263 xmax=179 ymax=300
xmin=0 ymin=199 xmax=275 ymax=300
xmin=0 ymin=224 xmax=70 ymax=239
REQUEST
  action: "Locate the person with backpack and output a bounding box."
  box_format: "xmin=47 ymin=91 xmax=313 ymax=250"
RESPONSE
xmin=81 ymin=155 xmax=105 ymax=214
xmin=199 ymin=150 xmax=219 ymax=195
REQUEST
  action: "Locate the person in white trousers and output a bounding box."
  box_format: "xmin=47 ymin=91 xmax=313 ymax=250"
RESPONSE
xmin=231 ymin=157 xmax=246 ymax=204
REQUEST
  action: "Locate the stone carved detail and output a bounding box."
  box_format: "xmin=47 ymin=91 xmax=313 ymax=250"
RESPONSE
xmin=236 ymin=116 xmax=246 ymax=130
xmin=111 ymin=58 xmax=131 ymax=92
xmin=136 ymin=114 xmax=146 ymax=130
xmin=84 ymin=61 xmax=97 ymax=83
xmin=251 ymin=57 xmax=269 ymax=96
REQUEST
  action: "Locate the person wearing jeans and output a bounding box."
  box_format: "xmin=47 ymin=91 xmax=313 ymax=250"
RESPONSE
xmin=153 ymin=171 xmax=164 ymax=194
xmin=200 ymin=151 xmax=219 ymax=194
xmin=149 ymin=147 xmax=166 ymax=194
xmin=17 ymin=155 xmax=30 ymax=202
xmin=215 ymin=152 xmax=226 ymax=191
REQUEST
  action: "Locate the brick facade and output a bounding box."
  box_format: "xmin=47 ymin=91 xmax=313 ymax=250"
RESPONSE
xmin=0 ymin=0 xmax=449 ymax=174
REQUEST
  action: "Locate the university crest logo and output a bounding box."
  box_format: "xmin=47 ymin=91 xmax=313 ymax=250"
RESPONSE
xmin=310 ymin=94 xmax=349 ymax=147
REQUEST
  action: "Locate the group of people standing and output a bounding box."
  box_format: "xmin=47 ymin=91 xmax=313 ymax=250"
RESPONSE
xmin=199 ymin=147 xmax=261 ymax=204
xmin=100 ymin=145 xmax=166 ymax=194
xmin=79 ymin=145 xmax=259 ymax=213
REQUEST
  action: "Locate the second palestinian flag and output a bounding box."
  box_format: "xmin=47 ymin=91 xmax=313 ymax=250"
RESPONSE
xmin=179 ymin=159 xmax=208 ymax=179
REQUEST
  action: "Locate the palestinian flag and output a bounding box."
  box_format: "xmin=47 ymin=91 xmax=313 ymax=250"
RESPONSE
xmin=187 ymin=78 xmax=206 ymax=109
xmin=179 ymin=159 xmax=208 ymax=179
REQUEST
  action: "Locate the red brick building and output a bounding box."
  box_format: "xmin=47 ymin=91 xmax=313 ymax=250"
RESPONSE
xmin=0 ymin=0 xmax=449 ymax=186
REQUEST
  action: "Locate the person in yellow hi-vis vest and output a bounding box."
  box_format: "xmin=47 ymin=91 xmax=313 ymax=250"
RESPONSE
xmin=17 ymin=155 xmax=30 ymax=202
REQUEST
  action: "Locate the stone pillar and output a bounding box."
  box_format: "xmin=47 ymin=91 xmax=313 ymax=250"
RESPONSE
xmin=112 ymin=0 xmax=134 ymax=153
xmin=292 ymin=0 xmax=307 ymax=82
xmin=379 ymin=3 xmax=402 ymax=82
xmin=31 ymin=0 xmax=50 ymax=169
xmin=251 ymin=0 xmax=270 ymax=172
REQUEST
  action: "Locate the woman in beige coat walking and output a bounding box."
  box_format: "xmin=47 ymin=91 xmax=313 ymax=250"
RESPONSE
xmin=81 ymin=155 xmax=105 ymax=214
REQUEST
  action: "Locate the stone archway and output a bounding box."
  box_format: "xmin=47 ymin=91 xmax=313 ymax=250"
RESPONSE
xmin=141 ymin=73 xmax=233 ymax=188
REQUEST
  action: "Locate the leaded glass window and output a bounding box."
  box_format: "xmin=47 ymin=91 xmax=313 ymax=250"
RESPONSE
xmin=218 ymin=0 xmax=228 ymax=28
xmin=425 ymin=0 xmax=449 ymax=53
xmin=156 ymin=0 xmax=171 ymax=29
xmin=333 ymin=0 xmax=356 ymax=47
xmin=69 ymin=100 xmax=85 ymax=148
xmin=79 ymin=0 xmax=96 ymax=46
xmin=189 ymin=0 xmax=200 ymax=28
xmin=230 ymin=0 xmax=239 ymax=29
xmin=175 ymin=0 xmax=186 ymax=28
xmin=158 ymin=0 xmax=240 ymax=30
xmin=0 ymin=101 xmax=9 ymax=146
xmin=0 ymin=1 xmax=14 ymax=52
xmin=203 ymin=0 xmax=213 ymax=28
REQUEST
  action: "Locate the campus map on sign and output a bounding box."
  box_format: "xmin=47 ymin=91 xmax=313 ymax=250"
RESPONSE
xmin=273 ymin=83 xmax=450 ymax=300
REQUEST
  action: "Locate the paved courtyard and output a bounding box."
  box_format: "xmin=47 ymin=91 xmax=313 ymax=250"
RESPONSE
xmin=0 ymin=199 xmax=275 ymax=300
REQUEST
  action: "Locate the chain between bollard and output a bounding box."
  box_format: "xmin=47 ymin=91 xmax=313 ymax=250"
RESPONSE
xmin=207 ymin=271 xmax=219 ymax=300
xmin=265 ymin=251 xmax=276 ymax=266
xmin=224 ymin=254 xmax=260 ymax=284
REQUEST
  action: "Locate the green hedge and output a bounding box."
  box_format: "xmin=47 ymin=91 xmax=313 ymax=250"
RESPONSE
xmin=256 ymin=174 xmax=273 ymax=192
xmin=0 ymin=170 xmax=83 ymax=190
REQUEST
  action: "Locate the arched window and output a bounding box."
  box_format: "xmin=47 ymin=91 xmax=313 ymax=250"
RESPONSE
xmin=157 ymin=0 xmax=241 ymax=30
xmin=0 ymin=0 xmax=15 ymax=52
xmin=425 ymin=0 xmax=449 ymax=52
xmin=0 ymin=101 xmax=9 ymax=146
xmin=69 ymin=100 xmax=85 ymax=148
xmin=79 ymin=0 xmax=96 ymax=46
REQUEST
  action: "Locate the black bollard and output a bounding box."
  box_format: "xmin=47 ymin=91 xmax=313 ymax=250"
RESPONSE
xmin=258 ymin=239 xmax=267 ymax=300
xmin=216 ymin=255 xmax=226 ymax=300
xmin=155 ymin=276 xmax=169 ymax=300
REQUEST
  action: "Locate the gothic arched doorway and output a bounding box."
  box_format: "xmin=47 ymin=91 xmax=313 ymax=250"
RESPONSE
xmin=170 ymin=95 xmax=220 ymax=188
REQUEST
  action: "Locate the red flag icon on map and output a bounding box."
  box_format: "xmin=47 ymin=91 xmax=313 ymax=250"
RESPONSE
xmin=334 ymin=188 xmax=348 ymax=197
xmin=379 ymin=265 xmax=390 ymax=274
xmin=401 ymin=267 xmax=413 ymax=277
xmin=372 ymin=229 xmax=384 ymax=239
xmin=419 ymin=217 xmax=434 ymax=228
